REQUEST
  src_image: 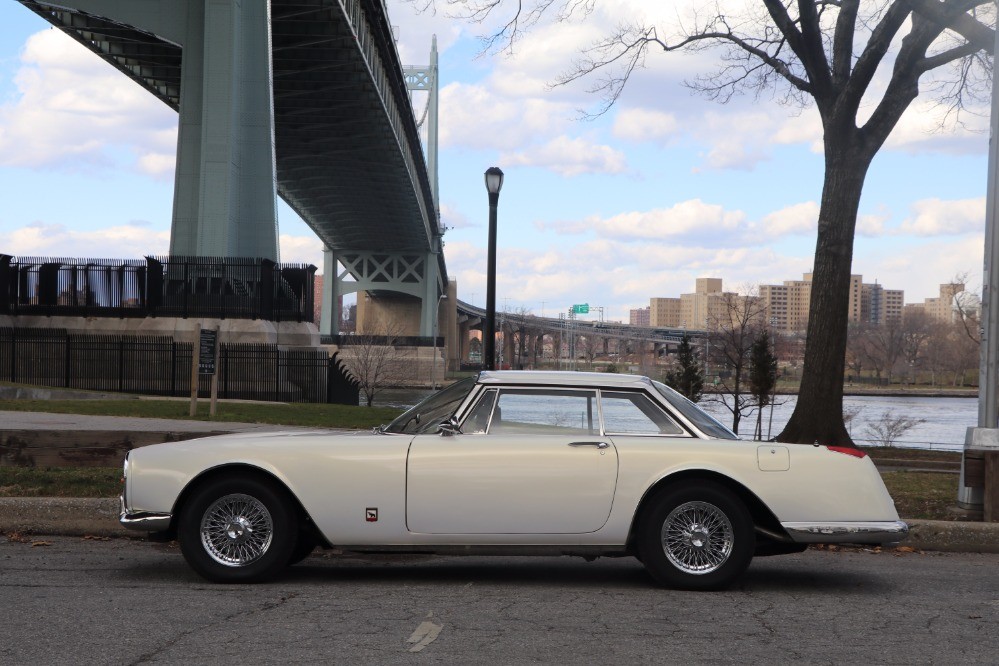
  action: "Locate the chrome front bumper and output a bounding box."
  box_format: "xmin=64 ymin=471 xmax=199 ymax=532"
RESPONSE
xmin=118 ymin=495 xmax=172 ymax=532
xmin=781 ymin=520 xmax=909 ymax=544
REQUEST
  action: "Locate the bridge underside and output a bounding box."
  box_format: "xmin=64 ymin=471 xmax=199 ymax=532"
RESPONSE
xmin=18 ymin=0 xmax=444 ymax=282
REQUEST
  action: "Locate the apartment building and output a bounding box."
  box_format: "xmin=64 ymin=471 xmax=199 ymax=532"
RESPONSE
xmin=649 ymin=273 xmax=906 ymax=333
xmin=906 ymin=283 xmax=966 ymax=323
xmin=629 ymin=306 xmax=651 ymax=327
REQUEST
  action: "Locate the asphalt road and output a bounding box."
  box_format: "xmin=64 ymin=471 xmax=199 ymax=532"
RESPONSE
xmin=1 ymin=536 xmax=997 ymax=665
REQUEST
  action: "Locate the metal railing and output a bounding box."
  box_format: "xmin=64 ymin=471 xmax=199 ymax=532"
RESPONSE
xmin=0 ymin=255 xmax=316 ymax=322
xmin=0 ymin=328 xmax=358 ymax=404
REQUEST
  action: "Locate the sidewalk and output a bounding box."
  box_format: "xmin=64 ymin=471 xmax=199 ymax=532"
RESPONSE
xmin=1 ymin=410 xmax=997 ymax=552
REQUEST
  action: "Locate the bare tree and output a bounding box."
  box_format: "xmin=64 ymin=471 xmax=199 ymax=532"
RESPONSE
xmin=855 ymin=320 xmax=905 ymax=385
xmin=951 ymin=273 xmax=982 ymax=344
xmin=898 ymin=309 xmax=937 ymax=384
xmin=424 ymin=0 xmax=995 ymax=445
xmin=708 ymin=289 xmax=768 ymax=435
xmin=863 ymin=411 xmax=925 ymax=448
xmin=579 ymin=332 xmax=601 ymax=368
xmin=845 ymin=324 xmax=866 ymax=382
xmin=338 ymin=319 xmax=406 ymax=407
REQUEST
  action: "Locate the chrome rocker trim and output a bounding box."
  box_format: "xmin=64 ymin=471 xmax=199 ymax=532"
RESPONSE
xmin=781 ymin=520 xmax=909 ymax=544
xmin=119 ymin=495 xmax=172 ymax=532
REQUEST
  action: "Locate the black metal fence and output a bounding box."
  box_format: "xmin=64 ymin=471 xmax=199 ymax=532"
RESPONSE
xmin=0 ymin=255 xmax=316 ymax=322
xmin=0 ymin=328 xmax=358 ymax=405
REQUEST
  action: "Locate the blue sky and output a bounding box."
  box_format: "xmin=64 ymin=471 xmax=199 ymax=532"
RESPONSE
xmin=0 ymin=1 xmax=989 ymax=321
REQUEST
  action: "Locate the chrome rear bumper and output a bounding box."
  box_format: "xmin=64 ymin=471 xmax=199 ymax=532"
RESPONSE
xmin=119 ymin=495 xmax=172 ymax=532
xmin=781 ymin=520 xmax=909 ymax=544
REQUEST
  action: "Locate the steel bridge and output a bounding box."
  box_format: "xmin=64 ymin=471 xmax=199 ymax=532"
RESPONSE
xmin=455 ymin=300 xmax=705 ymax=345
xmin=14 ymin=0 xmax=444 ymax=335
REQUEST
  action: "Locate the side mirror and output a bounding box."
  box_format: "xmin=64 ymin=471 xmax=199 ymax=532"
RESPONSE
xmin=439 ymin=417 xmax=462 ymax=437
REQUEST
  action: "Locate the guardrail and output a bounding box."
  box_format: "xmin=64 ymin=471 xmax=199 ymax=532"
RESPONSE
xmin=0 ymin=255 xmax=316 ymax=322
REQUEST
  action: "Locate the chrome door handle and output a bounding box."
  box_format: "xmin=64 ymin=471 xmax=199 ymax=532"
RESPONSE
xmin=569 ymin=441 xmax=609 ymax=449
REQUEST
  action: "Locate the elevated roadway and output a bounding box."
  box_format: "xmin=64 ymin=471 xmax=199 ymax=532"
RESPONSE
xmin=456 ymin=300 xmax=705 ymax=345
xmin=15 ymin=0 xmax=445 ymax=333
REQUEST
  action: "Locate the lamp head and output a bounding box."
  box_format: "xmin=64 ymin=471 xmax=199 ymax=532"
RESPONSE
xmin=484 ymin=167 xmax=504 ymax=195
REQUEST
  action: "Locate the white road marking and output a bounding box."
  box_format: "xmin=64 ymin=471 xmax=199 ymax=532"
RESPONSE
xmin=406 ymin=612 xmax=443 ymax=653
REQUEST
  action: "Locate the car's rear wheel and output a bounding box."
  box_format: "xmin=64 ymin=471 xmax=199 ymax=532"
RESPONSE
xmin=178 ymin=475 xmax=298 ymax=583
xmin=637 ymin=481 xmax=755 ymax=590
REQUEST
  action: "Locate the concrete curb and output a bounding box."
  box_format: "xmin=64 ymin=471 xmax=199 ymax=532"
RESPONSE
xmin=1 ymin=498 xmax=997 ymax=553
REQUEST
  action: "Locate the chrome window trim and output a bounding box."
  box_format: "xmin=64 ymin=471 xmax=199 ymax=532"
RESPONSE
xmin=597 ymin=388 xmax=693 ymax=439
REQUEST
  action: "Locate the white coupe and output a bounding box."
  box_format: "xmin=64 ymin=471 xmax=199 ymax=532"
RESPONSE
xmin=120 ymin=371 xmax=907 ymax=589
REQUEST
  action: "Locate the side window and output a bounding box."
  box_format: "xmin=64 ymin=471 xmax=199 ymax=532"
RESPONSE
xmin=489 ymin=389 xmax=597 ymax=435
xmin=601 ymin=391 xmax=685 ymax=436
xmin=463 ymin=389 xmax=498 ymax=433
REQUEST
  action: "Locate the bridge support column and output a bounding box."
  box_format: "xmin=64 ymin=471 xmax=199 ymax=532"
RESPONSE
xmin=335 ymin=251 xmax=444 ymax=337
xmin=320 ymin=247 xmax=340 ymax=335
xmin=170 ymin=0 xmax=279 ymax=259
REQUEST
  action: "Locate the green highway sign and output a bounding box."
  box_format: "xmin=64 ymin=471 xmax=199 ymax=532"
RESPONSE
xmin=571 ymin=304 xmax=589 ymax=314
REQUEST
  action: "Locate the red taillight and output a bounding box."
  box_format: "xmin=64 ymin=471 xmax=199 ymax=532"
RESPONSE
xmin=827 ymin=445 xmax=868 ymax=459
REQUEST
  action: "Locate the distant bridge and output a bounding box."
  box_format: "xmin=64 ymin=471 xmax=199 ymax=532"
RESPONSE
xmin=455 ymin=300 xmax=706 ymax=345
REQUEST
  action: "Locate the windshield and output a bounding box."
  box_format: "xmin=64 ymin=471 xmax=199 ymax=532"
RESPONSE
xmin=382 ymin=377 xmax=477 ymax=435
xmin=651 ymin=380 xmax=739 ymax=440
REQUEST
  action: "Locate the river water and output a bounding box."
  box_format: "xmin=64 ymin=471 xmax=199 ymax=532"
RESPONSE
xmin=374 ymin=389 xmax=976 ymax=451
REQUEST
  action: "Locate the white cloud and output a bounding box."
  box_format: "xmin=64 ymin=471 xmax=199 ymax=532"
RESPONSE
xmin=855 ymin=234 xmax=984 ymax=302
xmin=500 ymin=135 xmax=627 ymax=176
xmin=438 ymin=82 xmax=571 ymax=150
xmin=757 ymin=202 xmax=818 ymax=237
xmin=857 ymin=212 xmax=889 ymax=237
xmin=1 ymin=221 xmax=169 ymax=258
xmin=593 ymin=200 xmax=744 ymax=242
xmin=441 ymin=203 xmax=475 ymax=230
xmin=278 ymin=233 xmax=324 ymax=267
xmin=0 ymin=29 xmax=177 ymax=174
xmin=612 ymin=107 xmax=680 ymax=144
xmin=883 ymin=100 xmax=988 ymax=156
xmin=899 ymin=197 xmax=984 ymax=236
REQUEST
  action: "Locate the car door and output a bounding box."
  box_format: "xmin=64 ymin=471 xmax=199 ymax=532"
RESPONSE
xmin=406 ymin=387 xmax=619 ymax=534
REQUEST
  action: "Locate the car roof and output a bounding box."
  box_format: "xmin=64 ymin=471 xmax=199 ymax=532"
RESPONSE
xmin=477 ymin=370 xmax=653 ymax=390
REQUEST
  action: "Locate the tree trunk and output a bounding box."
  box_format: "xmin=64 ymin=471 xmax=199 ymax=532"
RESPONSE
xmin=778 ymin=142 xmax=872 ymax=446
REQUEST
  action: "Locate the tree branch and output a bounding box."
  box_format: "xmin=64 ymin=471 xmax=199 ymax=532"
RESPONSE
xmin=831 ymin=0 xmax=860 ymax=85
xmin=906 ymin=0 xmax=994 ymax=52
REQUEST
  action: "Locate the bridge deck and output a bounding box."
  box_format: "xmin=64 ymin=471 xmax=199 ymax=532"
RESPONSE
xmin=19 ymin=0 xmax=440 ymax=266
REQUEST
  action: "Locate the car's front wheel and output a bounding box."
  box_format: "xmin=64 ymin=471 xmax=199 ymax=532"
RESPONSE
xmin=636 ymin=481 xmax=755 ymax=590
xmin=178 ymin=475 xmax=298 ymax=583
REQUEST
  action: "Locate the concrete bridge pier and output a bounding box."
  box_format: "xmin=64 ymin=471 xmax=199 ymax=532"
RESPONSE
xmin=170 ymin=0 xmax=279 ymax=259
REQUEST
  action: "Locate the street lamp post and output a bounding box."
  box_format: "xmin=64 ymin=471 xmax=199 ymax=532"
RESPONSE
xmin=483 ymin=167 xmax=503 ymax=371
xmin=430 ymin=293 xmax=447 ymax=390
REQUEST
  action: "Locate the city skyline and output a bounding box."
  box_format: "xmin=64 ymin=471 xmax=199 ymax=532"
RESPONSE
xmin=0 ymin=2 xmax=989 ymax=322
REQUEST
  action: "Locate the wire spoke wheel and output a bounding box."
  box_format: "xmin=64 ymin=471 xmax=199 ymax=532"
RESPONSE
xmin=660 ymin=500 xmax=734 ymax=575
xmin=200 ymin=493 xmax=274 ymax=567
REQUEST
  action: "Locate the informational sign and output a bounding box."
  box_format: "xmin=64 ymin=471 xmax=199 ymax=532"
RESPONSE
xmin=198 ymin=328 xmax=218 ymax=375
xmin=571 ymin=304 xmax=589 ymax=314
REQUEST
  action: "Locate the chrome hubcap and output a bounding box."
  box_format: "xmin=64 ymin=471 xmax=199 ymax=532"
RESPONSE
xmin=661 ymin=501 xmax=734 ymax=575
xmin=201 ymin=493 xmax=273 ymax=567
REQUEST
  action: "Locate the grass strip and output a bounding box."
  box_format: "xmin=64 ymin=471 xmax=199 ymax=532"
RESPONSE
xmin=0 ymin=467 xmax=121 ymax=498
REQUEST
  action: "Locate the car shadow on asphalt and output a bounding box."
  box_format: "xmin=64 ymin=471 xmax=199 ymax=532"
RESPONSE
xmin=113 ymin=545 xmax=892 ymax=593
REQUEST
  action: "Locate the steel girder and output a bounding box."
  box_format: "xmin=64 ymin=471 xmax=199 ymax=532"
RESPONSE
xmin=16 ymin=0 xmax=444 ymax=282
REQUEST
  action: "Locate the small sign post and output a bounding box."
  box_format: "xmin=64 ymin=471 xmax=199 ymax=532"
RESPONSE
xmin=189 ymin=323 xmax=202 ymax=416
xmin=190 ymin=325 xmax=220 ymax=417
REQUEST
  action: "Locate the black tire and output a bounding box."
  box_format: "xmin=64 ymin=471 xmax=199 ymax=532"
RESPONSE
xmin=636 ymin=480 xmax=755 ymax=590
xmin=178 ymin=475 xmax=298 ymax=583
xmin=288 ymin=530 xmax=318 ymax=566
